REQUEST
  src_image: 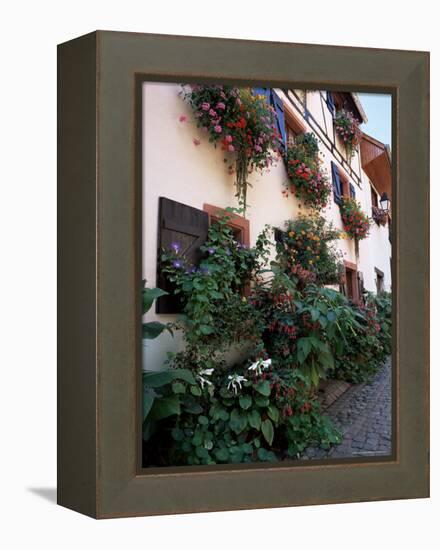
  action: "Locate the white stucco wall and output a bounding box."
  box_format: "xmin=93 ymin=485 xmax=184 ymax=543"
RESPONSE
xmin=142 ymin=82 xmax=392 ymax=371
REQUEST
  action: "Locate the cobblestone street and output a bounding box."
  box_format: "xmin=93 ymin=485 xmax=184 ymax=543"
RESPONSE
xmin=303 ymin=359 xmax=392 ymax=459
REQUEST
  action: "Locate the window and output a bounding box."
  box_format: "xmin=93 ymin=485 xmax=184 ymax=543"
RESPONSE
xmin=204 ymin=204 xmax=250 ymax=296
xmin=156 ymin=197 xmax=209 ymax=314
xmin=284 ymin=108 xmax=306 ymax=146
xmin=325 ymin=92 xmax=335 ymax=115
xmin=252 ymin=88 xmax=286 ymax=149
xmin=375 ymin=268 xmax=385 ymax=294
xmin=203 ymin=204 xmax=250 ymax=247
xmin=371 ymin=184 xmax=379 ymax=208
xmin=331 ymin=162 xmax=356 ymax=205
xmin=341 ymin=261 xmax=360 ymax=303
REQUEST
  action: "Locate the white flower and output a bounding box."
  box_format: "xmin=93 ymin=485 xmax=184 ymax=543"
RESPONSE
xmin=196 ymin=368 xmax=214 ymax=389
xmin=247 ymin=358 xmax=272 ymax=376
xmin=227 ymin=374 xmax=247 ymax=394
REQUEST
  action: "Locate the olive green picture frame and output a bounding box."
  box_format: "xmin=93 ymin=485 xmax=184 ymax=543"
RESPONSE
xmin=57 ymin=30 xmax=429 ymax=519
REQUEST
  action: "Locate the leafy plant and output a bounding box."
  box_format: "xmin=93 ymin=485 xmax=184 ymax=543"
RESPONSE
xmin=143 ymin=353 xmax=341 ymax=466
xmin=142 ymin=283 xmax=173 ymax=339
xmin=160 ymin=212 xmax=270 ymax=357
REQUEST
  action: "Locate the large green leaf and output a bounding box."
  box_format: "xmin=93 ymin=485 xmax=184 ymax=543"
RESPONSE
xmin=318 ymin=350 xmax=334 ymax=370
xmin=255 ymin=380 xmax=271 ymax=396
xmin=143 ymin=388 xmax=156 ymax=421
xmin=261 ymin=419 xmax=274 ymax=446
xmin=297 ymin=337 xmax=312 ymax=364
xmin=142 ymin=287 xmax=168 ymax=314
xmin=143 ymin=370 xmax=174 ymax=388
xmin=143 ymin=368 xmax=196 ymax=388
xmin=267 ymin=405 xmax=280 ymax=424
xmin=239 ymin=395 xmax=252 ymax=410
xmin=149 ymin=395 xmax=181 ymax=420
xmin=142 ymin=321 xmax=168 ymax=340
xmin=199 ymin=324 xmax=215 ymax=335
xmin=172 ymin=368 xmax=196 ymax=385
xmin=229 ymin=409 xmax=247 ymax=434
xmin=248 ymin=409 xmax=261 ymax=430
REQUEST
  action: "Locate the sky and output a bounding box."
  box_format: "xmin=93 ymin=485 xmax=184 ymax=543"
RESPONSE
xmin=357 ymin=93 xmax=392 ymax=147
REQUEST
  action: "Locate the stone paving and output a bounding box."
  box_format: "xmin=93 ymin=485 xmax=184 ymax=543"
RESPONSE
xmin=302 ymin=358 xmax=392 ymax=459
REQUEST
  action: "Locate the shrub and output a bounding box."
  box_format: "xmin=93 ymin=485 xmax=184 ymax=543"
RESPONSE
xmin=275 ymin=214 xmax=344 ymax=286
xmin=160 ymin=211 xmax=270 ymax=355
xmin=142 ymin=355 xmax=341 ymax=466
xmin=143 ymin=212 xmax=391 ymax=466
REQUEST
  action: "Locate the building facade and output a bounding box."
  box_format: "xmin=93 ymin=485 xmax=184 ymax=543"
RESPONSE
xmin=142 ymin=82 xmax=392 ymax=370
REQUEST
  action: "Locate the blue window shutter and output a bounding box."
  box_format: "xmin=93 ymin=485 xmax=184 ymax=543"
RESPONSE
xmin=270 ymin=90 xmax=286 ymax=148
xmin=349 ymin=183 xmax=356 ymax=198
xmin=326 ymin=92 xmax=335 ymax=115
xmin=331 ymin=161 xmax=342 ymax=205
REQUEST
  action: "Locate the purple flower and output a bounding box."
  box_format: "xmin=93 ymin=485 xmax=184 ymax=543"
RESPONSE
xmin=225 ymin=248 xmax=231 ymax=256
xmin=170 ymin=242 xmax=181 ymax=253
xmin=214 ymin=125 xmax=222 ymax=133
xmin=201 ymin=102 xmax=210 ymax=111
xmin=172 ymin=260 xmax=183 ymax=269
xmin=208 ymin=247 xmax=216 ymax=255
xmin=200 ymin=266 xmax=210 ymax=275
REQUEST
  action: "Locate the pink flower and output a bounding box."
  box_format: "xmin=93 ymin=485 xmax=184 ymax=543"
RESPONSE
xmin=209 ymin=109 xmax=217 ymax=117
xmin=216 ymin=102 xmax=226 ymax=110
xmin=193 ymin=138 xmax=201 ymax=146
xmin=179 ymin=115 xmax=188 ymax=122
xmin=225 ymin=135 xmax=233 ymax=143
xmin=201 ymin=102 xmax=210 ymax=111
xmin=214 ymin=125 xmax=222 ymax=133
xmin=228 ymin=144 xmax=235 ymax=152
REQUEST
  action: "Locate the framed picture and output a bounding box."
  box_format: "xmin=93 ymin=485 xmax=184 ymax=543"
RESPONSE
xmin=57 ymin=31 xmax=429 ymax=518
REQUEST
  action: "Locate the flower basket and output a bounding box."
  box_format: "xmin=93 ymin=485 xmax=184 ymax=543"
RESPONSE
xmin=334 ymin=109 xmax=362 ymax=158
xmin=339 ymin=196 xmax=371 ymax=240
xmin=181 ymin=85 xmax=281 ymax=213
xmin=282 ymin=133 xmax=331 ymax=210
xmin=371 ymin=206 xmax=388 ymax=226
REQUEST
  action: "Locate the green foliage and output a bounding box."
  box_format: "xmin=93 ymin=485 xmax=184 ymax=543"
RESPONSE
xmin=143 ymin=210 xmax=391 ymax=466
xmin=331 ymin=291 xmax=391 ymax=384
xmin=275 ymin=214 xmax=344 ymax=286
xmin=143 ymin=357 xmax=341 ymax=466
xmin=161 ymin=213 xmax=270 ymax=359
xmin=141 ymin=283 xmax=173 ymax=339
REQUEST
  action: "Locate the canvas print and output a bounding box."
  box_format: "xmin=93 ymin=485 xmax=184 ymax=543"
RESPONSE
xmin=141 ymin=82 xmax=392 ymax=468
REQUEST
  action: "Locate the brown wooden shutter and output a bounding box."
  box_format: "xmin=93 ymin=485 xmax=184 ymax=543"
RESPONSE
xmin=156 ymin=197 xmax=209 ymax=314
